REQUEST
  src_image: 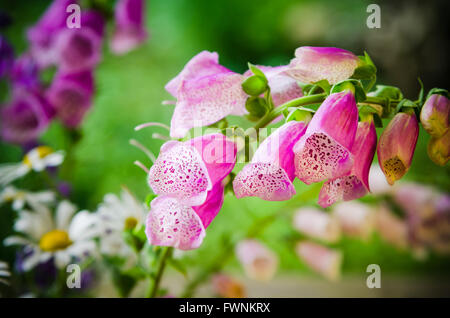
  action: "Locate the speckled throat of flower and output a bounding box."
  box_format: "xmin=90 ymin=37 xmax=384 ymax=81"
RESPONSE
xmin=23 ymin=146 xmax=54 ymax=168
xmin=39 ymin=229 xmax=72 ymax=252
xmin=383 ymin=156 xmax=406 ymax=185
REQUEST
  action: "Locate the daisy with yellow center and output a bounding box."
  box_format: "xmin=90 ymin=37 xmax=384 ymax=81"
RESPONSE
xmin=0 ymin=186 xmax=55 ymax=211
xmin=4 ymin=200 xmax=99 ymax=270
xmin=0 ymin=146 xmax=65 ymax=186
xmin=96 ymin=188 xmax=147 ymax=257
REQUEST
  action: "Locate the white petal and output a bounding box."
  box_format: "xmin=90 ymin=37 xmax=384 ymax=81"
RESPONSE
xmin=56 ymin=200 xmax=77 ymax=230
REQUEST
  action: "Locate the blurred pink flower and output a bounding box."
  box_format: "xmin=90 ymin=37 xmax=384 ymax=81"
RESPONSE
xmin=233 ymin=121 xmax=307 ymax=201
xmin=295 ymin=241 xmax=342 ymax=281
xmin=10 ymin=54 xmax=40 ymax=90
xmin=375 ymin=204 xmax=409 ymax=249
xmin=420 ymin=94 xmax=449 ymax=138
xmin=332 ymin=201 xmax=375 ymax=239
xmin=211 ymin=274 xmax=246 ymax=298
xmin=235 ymin=239 xmax=278 ymax=281
xmin=294 ymin=91 xmax=358 ymax=184
xmin=110 ymin=0 xmax=148 ymax=55
xmin=283 ymin=46 xmax=359 ymax=84
xmin=165 ymin=51 xmax=247 ymax=138
xmin=293 ymin=207 xmax=341 ymax=243
xmin=148 ymin=133 xmax=236 ymax=206
xmin=377 ymin=112 xmax=419 ymax=185
xmin=318 ymin=120 xmax=377 ymax=207
xmin=46 ymin=70 xmax=94 ymax=128
xmin=368 ymin=164 xmax=392 ymax=195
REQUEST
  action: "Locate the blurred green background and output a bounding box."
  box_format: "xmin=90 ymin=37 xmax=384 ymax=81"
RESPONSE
xmin=1 ymin=0 xmax=450 ymax=296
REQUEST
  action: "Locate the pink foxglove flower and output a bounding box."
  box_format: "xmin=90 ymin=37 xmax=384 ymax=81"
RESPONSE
xmin=295 ymin=241 xmax=342 ymax=281
xmin=145 ymin=182 xmax=225 ymax=250
xmin=375 ymin=204 xmax=408 ymax=249
xmin=211 ymin=274 xmax=246 ymax=298
xmin=1 ymin=89 xmax=53 ymax=145
xmin=427 ymin=130 xmax=450 ymax=166
xmin=0 ymin=35 xmax=14 ymax=78
xmin=54 ymin=11 xmax=104 ymax=72
xmin=148 ymin=133 xmax=236 ymax=205
xmin=27 ymin=0 xmax=76 ymax=68
xmin=332 ymin=201 xmax=375 ymax=239
xmin=283 ymin=46 xmax=359 ymax=85
xmin=46 ymin=70 xmax=94 ymax=128
xmin=165 ymin=51 xmax=247 ymax=138
xmin=420 ymin=94 xmax=449 ymax=138
xmin=294 ymin=91 xmax=358 ymax=184
xmin=377 ymin=112 xmax=419 ymax=185
xmin=318 ymin=120 xmax=377 ymax=207
xmin=110 ymin=0 xmax=148 ymax=55
xmin=235 ymin=239 xmax=279 ymax=281
xmin=293 ymin=207 xmax=341 ymax=243
xmin=233 ymin=121 xmax=307 ymax=201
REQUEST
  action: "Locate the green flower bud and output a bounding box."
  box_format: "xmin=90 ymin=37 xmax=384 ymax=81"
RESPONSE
xmin=242 ymin=75 xmax=268 ymax=96
xmin=427 ymin=130 xmax=450 ymax=166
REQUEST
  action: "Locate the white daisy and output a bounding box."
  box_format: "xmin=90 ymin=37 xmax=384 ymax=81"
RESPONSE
xmin=0 ymin=261 xmax=11 ymax=285
xmin=4 ymin=200 xmax=99 ymax=270
xmin=0 ymin=186 xmax=55 ymax=211
xmin=0 ymin=146 xmax=65 ymax=186
xmin=96 ymin=188 xmax=147 ymax=257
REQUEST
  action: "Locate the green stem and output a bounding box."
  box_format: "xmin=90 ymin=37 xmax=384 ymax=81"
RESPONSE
xmin=146 ymin=246 xmax=173 ymax=298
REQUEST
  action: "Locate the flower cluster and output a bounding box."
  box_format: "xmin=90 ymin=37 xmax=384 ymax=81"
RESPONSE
xmin=0 ymin=0 xmax=148 ymax=145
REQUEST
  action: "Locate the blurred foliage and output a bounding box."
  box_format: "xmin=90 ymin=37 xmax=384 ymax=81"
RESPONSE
xmin=0 ymin=0 xmax=449 ymax=282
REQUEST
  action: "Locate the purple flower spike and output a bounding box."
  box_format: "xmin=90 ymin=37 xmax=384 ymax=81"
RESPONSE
xmin=233 ymin=121 xmax=307 ymax=201
xmin=165 ymin=51 xmax=247 ymax=138
xmin=27 ymin=0 xmax=77 ymax=68
xmin=54 ymin=11 xmax=104 ymax=72
xmin=377 ymin=112 xmax=419 ymax=185
xmin=294 ymin=91 xmax=358 ymax=185
xmin=146 ymin=182 xmax=225 ymax=250
xmin=318 ymin=120 xmax=377 ymax=207
xmin=148 ymin=133 xmax=236 ymax=206
xmin=284 ymin=46 xmax=359 ymax=84
xmin=1 ymin=89 xmax=53 ymax=145
xmin=10 ymin=54 xmax=40 ymax=90
xmin=46 ymin=70 xmax=94 ymax=128
xmin=110 ymin=0 xmax=148 ymax=55
xmin=0 ymin=35 xmax=14 ymax=78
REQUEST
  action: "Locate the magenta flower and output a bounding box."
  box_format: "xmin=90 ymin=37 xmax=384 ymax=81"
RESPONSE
xmin=283 ymin=46 xmax=359 ymax=85
xmin=1 ymin=89 xmax=53 ymax=145
xmin=233 ymin=121 xmax=307 ymax=201
xmin=165 ymin=51 xmax=247 ymax=138
xmin=110 ymin=0 xmax=148 ymax=55
xmin=27 ymin=0 xmax=76 ymax=68
xmin=145 ymin=181 xmax=225 ymax=250
xmin=46 ymin=70 xmax=94 ymax=128
xmin=0 ymin=35 xmax=14 ymax=78
xmin=420 ymin=94 xmax=449 ymax=138
xmin=148 ymin=133 xmax=237 ymax=206
xmin=10 ymin=54 xmax=40 ymax=90
xmin=293 ymin=91 xmax=358 ymax=185
xmin=54 ymin=11 xmax=104 ymax=72
xmin=377 ymin=112 xmax=419 ymax=185
xmin=318 ymin=120 xmax=377 ymax=207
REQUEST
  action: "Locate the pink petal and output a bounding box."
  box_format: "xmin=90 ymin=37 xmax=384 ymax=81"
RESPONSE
xmin=146 ymin=196 xmax=206 ymax=250
xmin=284 ymin=46 xmax=359 ymax=84
xmin=192 ymin=182 xmax=225 ymax=228
xmin=170 ymin=72 xmax=247 ymax=138
xmin=148 ymin=141 xmax=212 ymax=206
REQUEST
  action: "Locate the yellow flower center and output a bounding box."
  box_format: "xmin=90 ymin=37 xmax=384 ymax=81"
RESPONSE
xmin=124 ymin=217 xmax=138 ymax=230
xmin=23 ymin=146 xmax=54 ymax=168
xmin=383 ymin=156 xmax=406 ymax=185
xmin=39 ymin=230 xmax=72 ymax=252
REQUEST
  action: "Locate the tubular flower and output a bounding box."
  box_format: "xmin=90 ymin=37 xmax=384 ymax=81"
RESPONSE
xmin=295 ymin=241 xmax=342 ymax=281
xmin=27 ymin=0 xmax=77 ymax=68
xmin=427 ymin=129 xmax=450 ymax=166
xmin=164 ymin=51 xmax=247 ymax=138
xmin=148 ymin=133 xmax=237 ymax=206
xmin=293 ymin=207 xmax=341 ymax=243
xmin=46 ymin=70 xmax=94 ymax=127
xmin=1 ymin=88 xmax=53 ymax=145
xmin=145 ymin=182 xmax=225 ymax=250
xmin=233 ymin=121 xmax=307 ymax=201
xmin=420 ymin=94 xmax=449 ymax=138
xmin=54 ymin=11 xmax=104 ymax=72
xmin=283 ymin=46 xmax=359 ymax=85
xmin=110 ymin=0 xmax=148 ymax=55
xmin=318 ymin=120 xmax=377 ymax=207
xmin=332 ymin=201 xmax=375 ymax=239
xmin=294 ymin=91 xmax=358 ymax=184
xmin=235 ymin=239 xmax=279 ymax=281
xmin=377 ymin=112 xmax=419 ymax=185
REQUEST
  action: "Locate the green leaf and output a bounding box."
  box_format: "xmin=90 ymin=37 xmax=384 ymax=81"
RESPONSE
xmin=285 ymin=108 xmax=313 ymax=123
xmin=122 ymin=266 xmax=148 ymax=280
xmin=395 ymin=99 xmax=418 ymax=114
xmin=167 ymin=258 xmax=188 ymax=278
xmin=242 ymin=75 xmax=268 ymax=96
xmin=369 ymin=85 xmax=403 ymax=100
xmin=111 ymin=269 xmax=137 ymax=298
xmin=426 ymin=88 xmax=449 ymax=100
xmin=352 ymin=51 xmax=377 ymax=79
xmin=247 ymin=63 xmax=268 ymax=80
xmin=145 ymin=193 xmax=157 ymax=208
xmin=331 ymin=79 xmax=366 ymax=102
xmin=312 ymin=79 xmax=331 ymax=94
